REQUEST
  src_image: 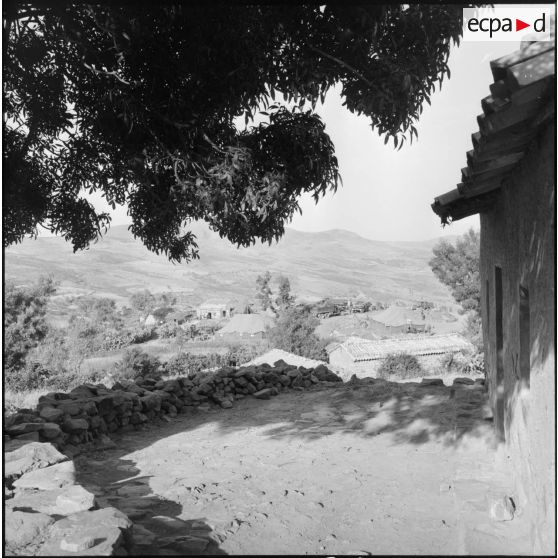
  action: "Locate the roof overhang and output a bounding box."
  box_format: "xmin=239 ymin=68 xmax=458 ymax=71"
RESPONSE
xmin=432 ymin=39 xmax=556 ymax=224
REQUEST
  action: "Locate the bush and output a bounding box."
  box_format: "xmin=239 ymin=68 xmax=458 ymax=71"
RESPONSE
xmin=161 ymin=344 xmax=266 ymax=377
xmin=4 ymin=362 xmax=52 ymax=391
xmin=113 ymin=348 xmax=161 ymax=381
xmin=377 ymin=352 xmax=423 ymax=380
xmin=439 ymin=350 xmax=484 ymax=376
xmin=267 ymin=306 xmax=327 ymax=360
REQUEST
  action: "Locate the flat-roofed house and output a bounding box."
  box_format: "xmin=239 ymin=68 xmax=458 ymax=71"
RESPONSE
xmin=196 ymin=300 xmax=235 ymax=320
xmin=328 ymin=333 xmax=473 ymax=378
xmin=216 ymin=313 xmax=275 ymax=340
xmin=431 ymin=38 xmax=555 ymax=554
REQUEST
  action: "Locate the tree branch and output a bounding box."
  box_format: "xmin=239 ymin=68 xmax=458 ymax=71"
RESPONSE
xmin=308 ymin=44 xmax=374 ymax=87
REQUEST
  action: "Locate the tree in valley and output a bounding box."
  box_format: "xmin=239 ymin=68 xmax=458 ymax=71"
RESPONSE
xmin=429 ymin=229 xmax=482 ymax=347
xmin=275 ymin=275 xmax=295 ymax=309
xmin=4 ymin=276 xmax=57 ymax=373
xmin=256 ymin=271 xmax=273 ymax=311
xmin=130 ymin=290 xmax=156 ymax=316
xmin=267 ymin=305 xmax=327 ymax=361
xmin=4 ymin=5 xmax=463 ymax=261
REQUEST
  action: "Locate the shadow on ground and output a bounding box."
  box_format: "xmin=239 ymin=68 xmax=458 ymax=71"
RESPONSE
xmin=75 ymin=457 xmax=227 ymax=555
xmin=73 ymin=379 xmax=494 ymax=554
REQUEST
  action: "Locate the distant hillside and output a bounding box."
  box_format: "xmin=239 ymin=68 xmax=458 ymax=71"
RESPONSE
xmin=4 ymin=223 xmax=458 ymax=309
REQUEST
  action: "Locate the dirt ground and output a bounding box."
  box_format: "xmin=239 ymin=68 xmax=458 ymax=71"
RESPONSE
xmin=75 ymin=379 xmax=533 ymax=555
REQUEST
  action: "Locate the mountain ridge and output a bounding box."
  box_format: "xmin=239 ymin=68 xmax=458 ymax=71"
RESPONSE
xmin=5 ymin=223 xmax=457 ymax=308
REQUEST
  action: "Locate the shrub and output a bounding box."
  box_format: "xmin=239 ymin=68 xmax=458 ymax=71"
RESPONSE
xmin=377 ymin=352 xmax=423 ymax=380
xmin=113 ymin=348 xmax=161 ymax=381
xmin=439 ymin=350 xmax=484 ymax=376
xmin=267 ymin=306 xmax=327 ymax=360
xmin=4 ymin=362 xmax=52 ymax=391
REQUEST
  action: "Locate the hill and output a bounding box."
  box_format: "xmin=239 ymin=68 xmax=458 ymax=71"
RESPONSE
xmin=4 ymin=223 xmax=457 ymax=309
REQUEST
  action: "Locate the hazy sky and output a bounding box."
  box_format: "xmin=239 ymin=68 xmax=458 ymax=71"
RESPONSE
xmin=86 ymin=29 xmax=527 ymax=242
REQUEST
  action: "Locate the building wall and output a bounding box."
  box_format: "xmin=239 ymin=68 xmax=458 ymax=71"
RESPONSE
xmin=479 ymin=122 xmax=555 ymax=554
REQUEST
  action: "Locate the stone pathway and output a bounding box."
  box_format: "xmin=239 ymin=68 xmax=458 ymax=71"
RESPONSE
xmin=74 ymin=379 xmax=533 ymax=555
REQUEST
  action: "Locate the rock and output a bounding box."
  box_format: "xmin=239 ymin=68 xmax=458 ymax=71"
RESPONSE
xmin=56 ymin=485 xmax=97 ymax=515
xmin=39 ymin=422 xmax=62 ymax=440
xmin=61 ymin=418 xmax=89 ymax=434
xmin=14 ymin=460 xmax=76 ymax=490
xmin=140 ymin=393 xmax=161 ymax=412
xmin=63 ymin=444 xmax=81 ymax=459
xmin=253 ymin=388 xmax=272 ymax=400
xmin=278 ymin=375 xmax=291 ymax=386
xmin=14 ymin=430 xmax=41 ymax=442
xmin=6 ymin=487 xmax=79 ymax=516
xmin=5 ymin=422 xmax=45 ymax=437
xmin=291 ymin=375 xmax=304 ymax=387
xmin=489 ymin=495 xmax=515 ymax=521
xmin=39 ymin=407 xmax=64 ymax=422
xmin=309 ymin=374 xmax=319 ymax=384
xmin=132 ymin=524 xmax=157 ymax=545
xmin=93 ymin=434 xmax=117 ymax=450
xmin=5 ymin=442 xmax=68 ymax=480
xmin=220 ymin=400 xmax=233 ymax=409
xmin=56 ymin=401 xmax=82 ymax=416
xmin=94 ymin=395 xmax=115 ymax=415
xmin=44 ymin=507 xmax=132 ymax=551
xmin=69 ymin=384 xmax=98 ymax=398
xmin=60 ymin=536 xmax=97 ymax=552
xmin=197 ymin=403 xmax=211 ymax=412
xmin=7 ymin=412 xmax=43 ymax=426
xmin=453 ymin=377 xmax=475 ymax=385
xmin=420 ymin=378 xmax=445 ymax=387
xmin=5 ymin=509 xmax=55 ymax=549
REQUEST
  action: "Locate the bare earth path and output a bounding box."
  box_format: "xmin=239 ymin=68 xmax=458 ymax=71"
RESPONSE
xmin=74 ymin=380 xmax=532 ymax=555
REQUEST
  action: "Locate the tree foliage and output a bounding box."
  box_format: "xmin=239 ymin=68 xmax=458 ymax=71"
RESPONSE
xmin=4 ymin=4 xmax=463 ymax=260
xmin=4 ymin=276 xmax=57 ymax=372
xmin=129 ymin=290 xmax=156 ymax=315
xmin=429 ymin=229 xmax=480 ymax=315
xmin=256 ymin=271 xmax=273 ymax=311
xmin=267 ymin=305 xmax=327 ymax=361
xmin=276 ymin=275 xmax=295 ymax=309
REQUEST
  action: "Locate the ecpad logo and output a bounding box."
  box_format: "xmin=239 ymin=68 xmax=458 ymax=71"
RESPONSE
xmin=467 ymin=14 xmax=546 ymax=38
xmin=463 ymin=7 xmax=553 ymax=42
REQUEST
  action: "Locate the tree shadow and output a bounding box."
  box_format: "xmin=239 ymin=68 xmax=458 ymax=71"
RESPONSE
xmin=74 ymin=456 xmax=227 ymax=555
xmin=70 ymin=378 xmax=494 ymax=555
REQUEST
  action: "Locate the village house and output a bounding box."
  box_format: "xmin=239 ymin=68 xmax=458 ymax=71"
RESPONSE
xmin=196 ymin=300 xmax=235 ymax=320
xmin=431 ymin=38 xmax=555 ymax=554
xmin=328 ymin=333 xmax=473 ymax=378
xmin=215 ymin=313 xmax=275 ymax=341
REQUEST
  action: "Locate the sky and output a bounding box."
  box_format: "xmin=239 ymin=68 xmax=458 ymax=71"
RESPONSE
xmin=84 ymin=24 xmax=529 ymax=243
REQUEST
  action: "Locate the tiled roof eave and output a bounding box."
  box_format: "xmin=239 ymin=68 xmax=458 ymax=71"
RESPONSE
xmin=431 ymin=39 xmax=555 ymax=222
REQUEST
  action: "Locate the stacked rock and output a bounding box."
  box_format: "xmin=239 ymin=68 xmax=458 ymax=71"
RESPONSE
xmin=4 ymin=360 xmax=343 ymax=453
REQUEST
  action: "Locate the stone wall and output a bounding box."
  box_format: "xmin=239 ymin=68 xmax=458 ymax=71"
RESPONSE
xmin=479 ymin=122 xmax=555 ymax=554
xmin=4 ymin=360 xmax=342 ymax=555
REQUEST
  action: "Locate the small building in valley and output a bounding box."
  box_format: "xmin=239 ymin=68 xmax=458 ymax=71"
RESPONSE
xmin=328 ymin=333 xmax=473 ymax=378
xmin=371 ymin=305 xmax=427 ymax=334
xmin=431 ymin=38 xmax=555 ymax=553
xmin=196 ymin=300 xmax=235 ymax=320
xmin=216 ymin=313 xmax=275 ymax=340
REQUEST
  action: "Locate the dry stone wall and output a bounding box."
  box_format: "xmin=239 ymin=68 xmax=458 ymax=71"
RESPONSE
xmin=4 ymin=360 xmax=342 ymax=555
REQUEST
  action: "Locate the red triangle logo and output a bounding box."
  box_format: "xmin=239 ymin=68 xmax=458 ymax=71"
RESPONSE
xmin=516 ymin=19 xmax=530 ymax=31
